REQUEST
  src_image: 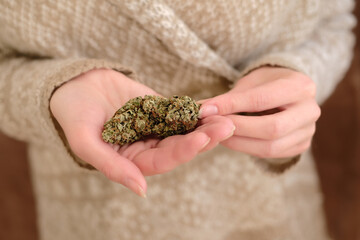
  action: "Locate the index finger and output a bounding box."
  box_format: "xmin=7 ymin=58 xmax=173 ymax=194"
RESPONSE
xmin=131 ymin=115 xmax=235 ymax=175
xmin=200 ymin=77 xmax=316 ymax=117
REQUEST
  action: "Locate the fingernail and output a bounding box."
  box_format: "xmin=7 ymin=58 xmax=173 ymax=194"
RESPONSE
xmin=199 ymin=105 xmax=218 ymax=118
xmin=224 ymin=126 xmax=236 ymax=140
xmin=125 ymin=179 xmax=147 ymax=198
xmin=200 ymin=137 xmax=211 ymax=150
xmin=138 ymin=186 xmax=147 ymax=198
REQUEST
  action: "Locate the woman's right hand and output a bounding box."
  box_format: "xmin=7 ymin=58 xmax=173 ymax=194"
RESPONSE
xmin=50 ymin=69 xmax=235 ymax=197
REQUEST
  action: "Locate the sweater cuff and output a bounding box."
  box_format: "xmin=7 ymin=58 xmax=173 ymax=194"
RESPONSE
xmin=235 ymin=52 xmax=335 ymax=105
xmin=237 ymin=53 xmax=308 ymax=83
xmin=252 ymin=155 xmax=301 ymax=174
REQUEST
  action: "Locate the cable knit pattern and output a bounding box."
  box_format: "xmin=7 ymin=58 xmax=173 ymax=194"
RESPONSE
xmin=0 ymin=0 xmax=355 ymax=239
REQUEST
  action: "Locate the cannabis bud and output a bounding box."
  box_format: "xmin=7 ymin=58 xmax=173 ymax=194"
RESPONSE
xmin=102 ymin=95 xmax=200 ymax=145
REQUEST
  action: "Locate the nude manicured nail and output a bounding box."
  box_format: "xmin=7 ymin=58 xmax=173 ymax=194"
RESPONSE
xmin=224 ymin=126 xmax=236 ymax=140
xmin=199 ymin=105 xmax=218 ymax=118
xmin=200 ymin=137 xmax=211 ymax=150
xmin=125 ymin=179 xmax=147 ymax=198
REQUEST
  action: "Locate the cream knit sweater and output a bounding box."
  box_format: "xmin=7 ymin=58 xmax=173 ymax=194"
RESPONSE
xmin=0 ymin=0 xmax=356 ymax=239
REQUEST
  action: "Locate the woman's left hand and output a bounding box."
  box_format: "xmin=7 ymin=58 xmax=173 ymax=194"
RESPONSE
xmin=199 ymin=67 xmax=321 ymax=159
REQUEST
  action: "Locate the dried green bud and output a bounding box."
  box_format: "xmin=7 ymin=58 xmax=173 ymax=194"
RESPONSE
xmin=102 ymin=95 xmax=200 ymax=145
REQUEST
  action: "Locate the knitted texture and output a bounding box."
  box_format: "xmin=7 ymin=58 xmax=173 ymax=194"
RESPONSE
xmin=0 ymin=0 xmax=355 ymax=239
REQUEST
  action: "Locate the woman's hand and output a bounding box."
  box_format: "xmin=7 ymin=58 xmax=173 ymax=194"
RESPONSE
xmin=199 ymin=67 xmax=321 ymax=160
xmin=50 ymin=69 xmax=235 ymax=197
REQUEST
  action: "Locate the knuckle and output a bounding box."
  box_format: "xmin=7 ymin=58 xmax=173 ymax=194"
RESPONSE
xmin=261 ymin=141 xmax=279 ymax=158
xmin=248 ymin=92 xmax=268 ymax=111
xmin=214 ymin=94 xmax=235 ymax=115
xmin=300 ymin=140 xmax=312 ymax=153
xmin=99 ymin=163 xmax=118 ymax=182
xmin=301 ymin=77 xmax=317 ymax=98
xmin=305 ymin=100 xmax=321 ymax=123
xmin=103 ymin=167 xmax=115 ymax=181
xmin=98 ymin=164 xmax=113 ymax=179
xmin=226 ymin=95 xmax=239 ymax=114
xmin=267 ymin=118 xmax=285 ymax=139
xmin=309 ymin=124 xmax=316 ymax=136
xmin=218 ymin=93 xmax=243 ymax=115
xmin=220 ymin=138 xmax=237 ymax=151
xmin=313 ymin=104 xmax=321 ymax=120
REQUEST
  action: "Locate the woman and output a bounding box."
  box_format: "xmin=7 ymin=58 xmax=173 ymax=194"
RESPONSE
xmin=0 ymin=0 xmax=356 ymax=239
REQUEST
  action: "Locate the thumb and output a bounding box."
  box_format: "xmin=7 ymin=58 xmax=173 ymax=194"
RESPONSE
xmin=199 ymin=92 xmax=238 ymax=118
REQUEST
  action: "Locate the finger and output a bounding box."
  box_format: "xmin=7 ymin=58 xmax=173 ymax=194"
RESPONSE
xmin=122 ymin=116 xmax=234 ymax=160
xmin=221 ymin=123 xmax=316 ymax=158
xmin=116 ymin=139 xmax=159 ymax=160
xmin=228 ymin=100 xmax=321 ymax=140
xmin=277 ymin=139 xmax=312 ymax=158
xmin=200 ymin=78 xmax=316 ymax=117
xmin=132 ymin=116 xmax=235 ymax=175
xmin=118 ymin=116 xmax=234 ymax=160
xmin=66 ymin=125 xmax=147 ymax=198
xmin=132 ymin=132 xmax=210 ymax=176
xmin=197 ymin=115 xmax=235 ymax=151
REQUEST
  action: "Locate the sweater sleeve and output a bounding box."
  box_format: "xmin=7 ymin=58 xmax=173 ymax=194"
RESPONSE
xmin=0 ymin=2 xmax=140 ymax=168
xmin=236 ymin=0 xmax=356 ymax=172
xmin=0 ymin=55 xmax=136 ymax=168
xmin=238 ymin=0 xmax=356 ymax=105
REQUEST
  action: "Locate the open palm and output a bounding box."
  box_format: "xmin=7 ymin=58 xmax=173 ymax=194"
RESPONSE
xmin=50 ymin=69 xmax=235 ymax=197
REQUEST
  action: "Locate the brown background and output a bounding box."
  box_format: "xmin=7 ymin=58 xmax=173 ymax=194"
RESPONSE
xmin=0 ymin=6 xmax=359 ymax=240
xmin=312 ymin=3 xmax=360 ymax=240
